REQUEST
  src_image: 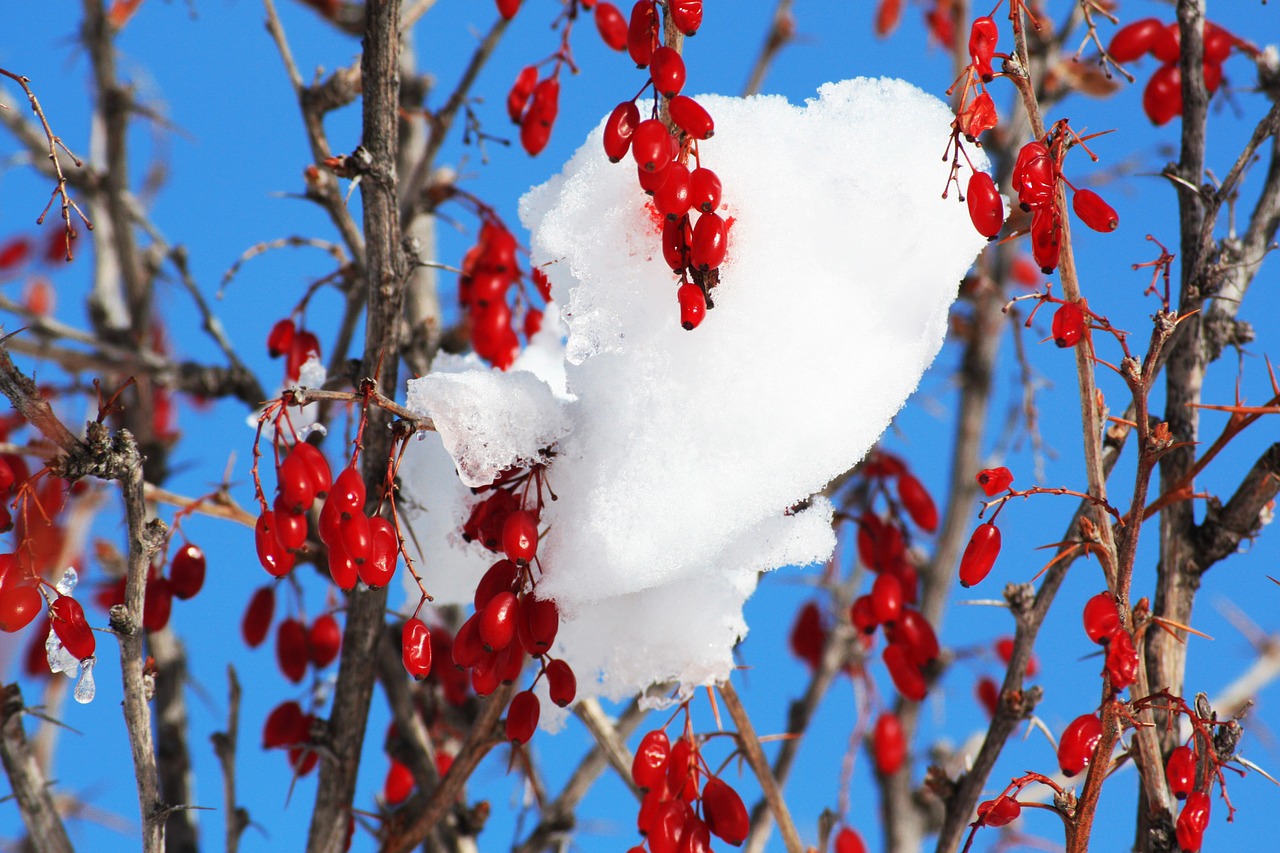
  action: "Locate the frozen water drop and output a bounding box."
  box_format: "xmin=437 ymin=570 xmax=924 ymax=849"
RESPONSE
xmin=55 ymin=567 xmax=79 ymax=596
xmin=73 ymin=658 xmax=96 ymax=704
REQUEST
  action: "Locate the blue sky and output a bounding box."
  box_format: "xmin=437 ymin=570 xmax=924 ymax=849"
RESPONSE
xmin=1 ymin=1 xmax=1279 ymax=851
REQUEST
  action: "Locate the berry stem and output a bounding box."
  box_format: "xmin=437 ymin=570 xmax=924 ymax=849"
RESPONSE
xmin=718 ymin=680 xmax=803 ymax=853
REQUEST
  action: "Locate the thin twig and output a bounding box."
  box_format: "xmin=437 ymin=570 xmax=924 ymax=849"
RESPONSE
xmin=719 ymin=680 xmax=803 ymax=853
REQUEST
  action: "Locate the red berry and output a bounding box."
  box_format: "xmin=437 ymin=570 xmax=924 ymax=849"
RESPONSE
xmin=968 ymin=16 xmax=999 ymax=80
xmin=995 ymin=635 xmax=1038 ymax=677
xmin=263 ymin=700 xmax=308 ymax=748
xmin=506 ymin=65 xmax=538 ymax=124
xmin=897 ymin=472 xmax=938 ymax=532
xmin=834 ymin=827 xmax=868 ymax=853
xmin=277 ymin=450 xmax=317 ymax=514
xmin=958 ymin=522 xmax=1001 ymax=587
xmin=976 ymin=676 xmax=1000 ymax=717
xmin=649 ymin=46 xmax=686 ymax=98
xmin=850 ymin=595 xmax=878 ymax=635
xmin=1152 ymin=22 xmax=1180 ymax=64
xmin=632 ymin=729 xmax=671 ymax=789
xmin=452 ymin=615 xmax=484 ymax=669
xmin=966 ymin=171 xmax=1003 ymax=240
xmin=872 ymin=712 xmax=906 ymax=775
xmin=169 ymin=542 xmax=206 ymax=600
xmin=402 ymin=617 xmax=433 ymax=679
xmin=1166 ymin=745 xmax=1197 ymax=800
xmin=885 ymin=607 xmax=939 ymax=665
xmin=475 ymin=558 xmax=520 ymax=611
xmin=1143 ymin=63 xmax=1182 ymax=126
xmin=383 ymin=759 xmax=414 ymax=806
xmin=1204 ymin=21 xmax=1239 ymax=64
xmin=790 ymin=600 xmax=827 ymax=666
xmin=669 ymin=95 xmax=714 ymax=140
xmin=594 ymin=3 xmax=628 ymax=50
xmin=1105 ymin=626 xmax=1138 ymax=691
xmin=285 ymin=330 xmax=321 ymax=383
xmin=241 ymin=585 xmax=275 ymax=647
xmin=545 ymin=658 xmax=577 ymax=707
xmin=883 ymin=642 xmax=928 ymax=701
xmin=267 ymin=318 xmax=295 ymax=358
xmin=677 ymin=282 xmax=707 ymax=331
xmin=276 ymin=618 xmax=309 ymax=683
xmin=1058 ymin=713 xmax=1103 ymax=777
xmin=1012 ymin=142 xmax=1055 ymax=212
xmin=603 ymin=101 xmax=641 ymax=163
xmin=975 ymin=466 xmax=1014 ymax=496
xmin=662 ymin=216 xmax=690 ymax=272
xmin=1052 ymin=301 xmax=1086 ymax=348
xmin=501 ymin=510 xmax=538 ymax=564
xmin=688 ymin=167 xmax=721 ymax=213
xmin=1082 ymin=592 xmax=1121 ymax=644
xmin=495 ymin=0 xmax=521 ymax=20
xmin=1175 ymin=790 xmax=1210 ymax=852
xmin=654 ymin=162 xmax=692 ymax=221
xmin=308 ymin=613 xmax=342 ymax=668
xmin=870 ymin=572 xmax=904 ymax=625
xmin=506 ymin=689 xmax=540 ymax=744
xmin=328 ymin=540 xmax=358 ymax=591
xmin=340 ymin=511 xmax=372 ymax=565
xmin=1072 ymin=188 xmax=1119 ymax=232
xmin=360 ymin=516 xmax=398 ymax=589
xmin=1030 ymin=207 xmax=1062 ymax=274
xmin=701 ymin=776 xmax=748 ymax=845
xmin=1108 ymin=17 xmax=1163 ymax=63
xmin=143 ymin=577 xmax=173 ymax=632
xmin=669 ymin=0 xmax=702 ymax=36
xmin=631 ymin=119 xmax=673 ymax=173
xmin=50 ymin=596 xmax=95 ymax=660
xmin=626 ymin=1 xmax=658 ymax=67
xmin=291 ymin=442 xmax=332 ymax=497
xmin=255 ymin=511 xmax=296 ymax=578
xmin=977 ymin=795 xmax=1021 ymax=827
xmin=330 ymin=467 xmax=366 ymax=518
xmin=519 ymin=594 xmax=560 ymax=654
xmin=480 ymin=590 xmax=519 ymax=652
xmin=690 ymin=212 xmax=727 ymax=271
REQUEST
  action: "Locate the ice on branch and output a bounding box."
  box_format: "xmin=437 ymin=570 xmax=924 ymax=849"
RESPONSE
xmin=403 ymin=78 xmax=988 ymax=712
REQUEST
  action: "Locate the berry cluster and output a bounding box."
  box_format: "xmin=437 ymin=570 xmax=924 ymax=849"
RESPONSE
xmin=599 ymin=1 xmax=728 ymax=330
xmin=507 ymin=65 xmax=561 ymax=157
xmin=628 ymin=721 xmax=750 ymax=852
xmin=457 ymin=217 xmax=547 ymax=371
xmin=263 ymin=698 xmax=320 ymax=776
xmin=1081 ymin=591 xmax=1137 ymax=692
xmin=1107 ymin=18 xmax=1248 ymax=126
xmin=266 ymin=317 xmax=323 ymax=384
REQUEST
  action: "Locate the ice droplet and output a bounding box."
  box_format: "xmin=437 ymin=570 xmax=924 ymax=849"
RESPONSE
xmin=46 ymin=629 xmax=78 ymax=677
xmin=55 ymin=567 xmax=79 ymax=596
xmin=74 ymin=657 xmax=96 ymax=704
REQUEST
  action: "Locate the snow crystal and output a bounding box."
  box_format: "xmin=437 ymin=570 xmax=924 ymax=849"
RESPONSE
xmin=404 ymin=78 xmax=987 ymax=709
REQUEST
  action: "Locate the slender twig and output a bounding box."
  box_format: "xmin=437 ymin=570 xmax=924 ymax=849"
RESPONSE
xmin=0 ymin=683 xmax=75 ymax=853
xmin=742 ymin=0 xmax=795 ymax=97
xmin=719 ymin=680 xmax=803 ymax=853
xmin=211 ymin=666 xmax=249 ymax=853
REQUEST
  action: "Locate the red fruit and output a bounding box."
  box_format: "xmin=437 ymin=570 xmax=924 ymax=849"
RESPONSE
xmin=523 ymin=308 xmax=543 ymax=339
xmin=267 ymin=318 xmax=296 ymax=358
xmin=263 ymin=700 xmax=308 ymax=748
xmin=383 ymin=759 xmax=414 ymax=806
xmin=958 ymin=522 xmax=1001 ymax=587
xmin=1204 ymin=21 xmax=1239 ymax=64
xmin=452 ymin=615 xmax=484 ymax=669
xmin=1012 ymin=142 xmax=1055 ymax=211
xmin=870 ymin=572 xmax=904 ymax=625
xmin=669 ymin=96 xmax=714 ymax=140
xmin=475 ymin=559 xmax=520 ymax=611
xmin=649 ymin=46 xmax=686 ymax=98
xmin=1143 ymin=63 xmax=1182 ymax=126
xmin=289 ymin=744 xmax=318 ymax=776
xmin=285 ymin=330 xmax=321 ymax=382
xmin=1058 ymin=713 xmax=1103 ymax=777
xmin=872 ymin=712 xmax=906 ymax=775
xmin=255 ymin=511 xmax=296 ymax=577
xmin=632 ymin=119 xmax=673 ymax=173
xmin=666 ymin=736 xmax=697 ymax=802
xmin=663 ymin=216 xmax=690 ymax=272
xmin=966 ymin=171 xmax=1003 ymax=240
xmin=506 ymin=689 xmax=540 ymax=744
xmin=882 ymin=642 xmax=928 ymax=701
xmin=1052 ymin=301 xmax=1086 ymax=348
xmin=402 ymin=617 xmax=433 ymax=679
xmin=241 ymin=585 xmax=275 ymax=647
xmin=897 ymin=472 xmax=938 ymax=532
xmin=269 ymin=501 xmax=307 ymax=552
xmin=519 ymin=594 xmax=560 ymax=654
xmin=169 ymin=543 xmax=206 ymax=600
xmin=959 ymin=91 xmax=998 ymax=141
xmin=328 ymin=540 xmax=358 ymax=591
xmin=968 ymin=16 xmax=999 ymax=80
xmin=603 ymin=101 xmax=641 ymax=162
xmin=1152 ymin=22 xmax=1180 ymax=64
xmin=50 ymin=596 xmax=95 ymax=660
xmin=690 ymin=212 xmax=727 ymax=271
xmin=1107 ymin=17 xmax=1163 ymax=63
xmin=637 ymin=162 xmax=671 ymax=195
xmin=677 ymin=283 xmax=707 ymax=331
xmin=1082 ymin=592 xmax=1121 ymax=644
xmin=632 ymin=729 xmax=671 ymax=789
xmin=480 ymin=590 xmax=519 ymax=652
xmin=360 ymin=516 xmax=398 ymax=588
xmin=1176 ymin=791 xmax=1210 ymax=852
xmin=1105 ymin=626 xmax=1138 ymax=691
xmin=277 ymin=450 xmax=316 ymax=514
xmin=885 ymin=607 xmax=939 ymax=665
xmin=1030 ymin=207 xmax=1061 ymax=274
xmin=790 ymin=600 xmax=827 ymax=666
xmin=308 ymin=613 xmax=342 ymax=668
xmin=688 ymin=168 xmax=722 ymax=213
xmin=507 ymin=65 xmax=538 ymax=123
xmin=669 ymin=0 xmax=702 ymax=36
xmin=654 ymin=162 xmax=692 ymax=221
xmin=834 ymin=827 xmax=868 ymax=853
xmin=545 ymin=658 xmax=577 ymax=707
xmin=975 ymin=466 xmax=1013 ymax=496
xmin=850 ymin=595 xmax=878 ymax=635
xmin=976 ymin=676 xmax=1000 ymax=716
xmin=627 ymin=0 xmax=658 ymax=68
xmin=977 ymin=795 xmax=1021 ymax=827
xmin=143 ymin=577 xmax=173 ymax=632
xmin=520 ymin=108 xmax=552 ymax=156
xmin=291 ymin=442 xmax=332 ymax=497
xmin=1166 ymin=745 xmax=1196 ymax=799
xmin=594 ymin=3 xmax=628 ymax=50
xmin=701 ymin=777 xmax=748 ymax=845
xmin=276 ymin=618 xmax=309 ymax=683
xmin=340 ymin=511 xmax=372 ymax=565
xmin=1072 ymin=188 xmax=1119 ymax=232
xmin=331 ymin=467 xmax=366 ymax=518
xmin=495 ymin=0 xmax=521 ymax=19
xmin=502 ymin=510 xmax=539 ymax=564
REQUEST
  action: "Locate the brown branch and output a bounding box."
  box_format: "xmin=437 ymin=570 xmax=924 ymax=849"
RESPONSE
xmin=719 ymin=680 xmax=803 ymax=853
xmin=1192 ymin=443 xmax=1280 ymax=569
xmin=150 ymin=627 xmax=197 ymax=852
xmin=0 ymin=683 xmax=75 ymax=853
xmin=210 ymin=666 xmax=249 ymax=853
xmin=742 ymin=0 xmax=795 ymax=97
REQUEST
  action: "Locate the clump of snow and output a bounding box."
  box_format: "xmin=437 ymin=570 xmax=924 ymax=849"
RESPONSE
xmin=403 ymin=78 xmax=987 ymax=710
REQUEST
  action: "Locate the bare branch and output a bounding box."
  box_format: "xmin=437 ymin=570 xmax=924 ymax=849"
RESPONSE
xmin=0 ymin=683 xmax=75 ymax=853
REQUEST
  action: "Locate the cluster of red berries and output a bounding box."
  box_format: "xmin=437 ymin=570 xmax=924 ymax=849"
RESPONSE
xmin=1081 ymin=591 xmax=1137 ymax=692
xmin=1107 ymin=18 xmax=1247 ymax=126
xmin=95 ymin=539 xmax=208 ymax=640
xmin=507 ymin=63 xmax=561 ymax=157
xmin=597 ymin=1 xmax=727 ymax=330
xmin=263 ymin=698 xmax=320 ymax=776
xmin=957 ymin=466 xmax=1013 ymax=587
xmin=1166 ymin=741 xmax=1213 ymax=851
xmin=457 ymin=218 xmax=547 ymax=370
xmin=627 ymin=722 xmax=750 ymax=852
xmin=240 ymin=584 xmax=342 ymax=681
xmin=266 ymin=317 xmax=323 ymax=384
